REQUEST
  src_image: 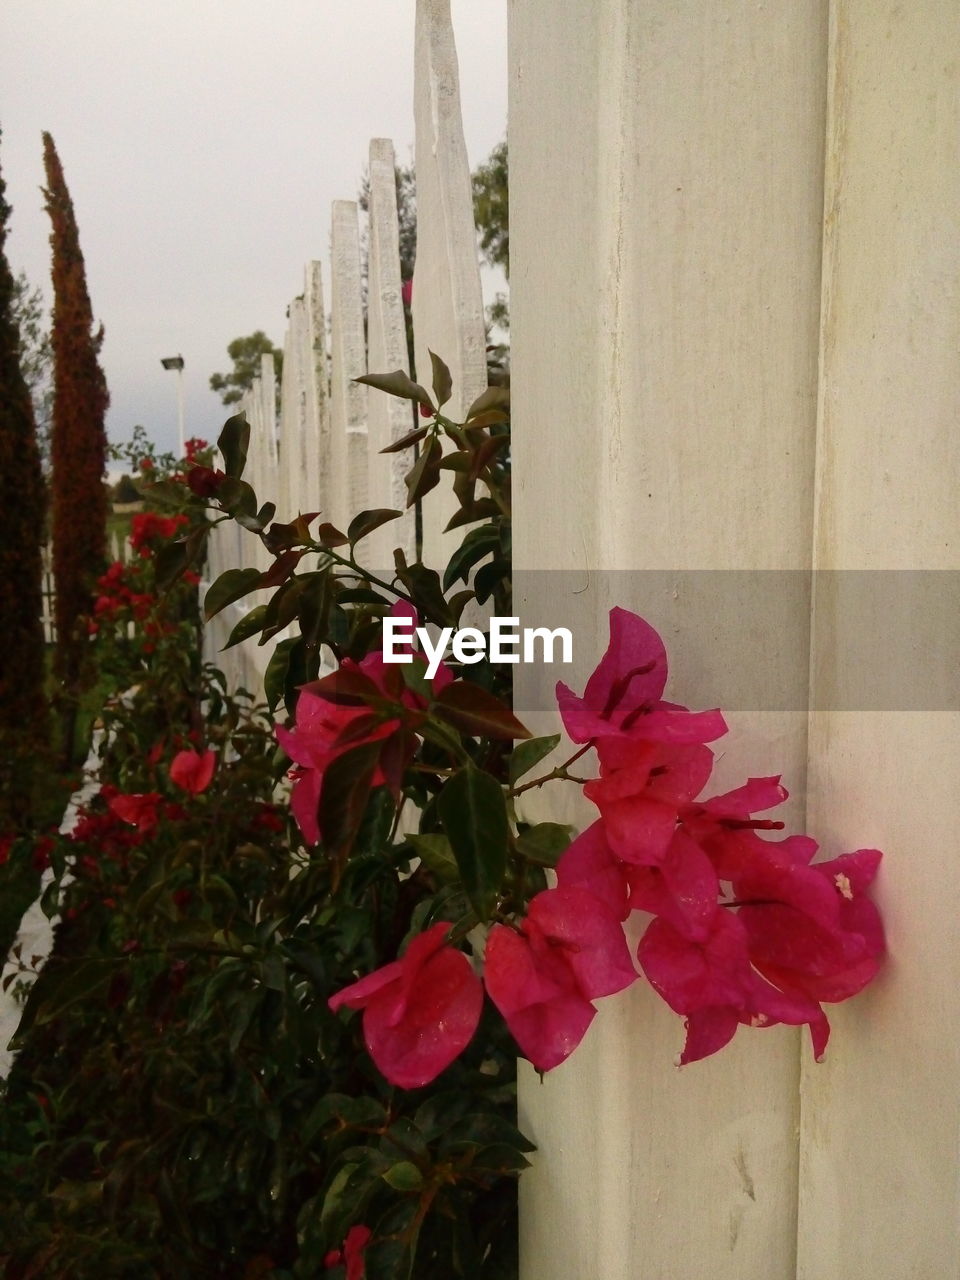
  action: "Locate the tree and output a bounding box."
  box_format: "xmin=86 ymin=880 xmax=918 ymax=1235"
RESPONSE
xmin=472 ymin=139 xmax=508 ymax=278
xmin=12 ymin=270 xmax=53 ymax=467
xmin=209 ymin=330 xmax=283 ymax=406
xmin=43 ymin=131 xmax=110 ymax=708
xmin=0 ymin=134 xmax=49 ymax=829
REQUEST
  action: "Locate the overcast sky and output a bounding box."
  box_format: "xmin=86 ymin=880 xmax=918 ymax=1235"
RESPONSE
xmin=0 ymin=1 xmax=507 ymax=460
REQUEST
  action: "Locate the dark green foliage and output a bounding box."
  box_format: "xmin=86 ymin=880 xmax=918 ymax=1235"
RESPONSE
xmin=0 ymin=132 xmax=49 ymax=831
xmin=43 ymin=131 xmax=109 ymax=700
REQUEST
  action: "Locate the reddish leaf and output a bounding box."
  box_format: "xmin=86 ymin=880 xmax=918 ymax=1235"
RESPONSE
xmin=434 ymin=682 xmax=532 ymax=741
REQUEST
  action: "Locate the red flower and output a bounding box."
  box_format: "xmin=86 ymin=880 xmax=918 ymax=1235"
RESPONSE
xmin=277 ymin=603 xmax=446 ymax=846
xmin=328 ymin=923 xmax=483 ymax=1088
xmin=129 ymin=512 xmax=188 ymax=554
xmin=324 ymin=1224 xmax=372 ymax=1279
xmin=107 ymin=791 xmax=161 ymax=833
xmin=186 ymin=464 xmax=227 ymax=498
xmin=484 ymin=887 xmax=636 ymax=1072
xmin=169 ymin=749 xmax=216 ymax=794
xmin=556 ymin=607 xmax=726 ymax=748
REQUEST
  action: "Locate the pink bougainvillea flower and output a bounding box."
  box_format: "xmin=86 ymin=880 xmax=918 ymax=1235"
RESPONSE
xmin=169 ymin=749 xmax=216 ymax=795
xmin=740 ymin=848 xmax=885 ymax=1010
xmin=328 ymin=922 xmax=483 ymax=1088
xmin=483 ymin=923 xmax=595 ymax=1072
xmin=324 ymin=1224 xmax=372 ymax=1278
xmin=637 ymin=909 xmax=827 ymax=1063
xmin=556 ymin=607 xmax=726 ymax=747
xmin=584 ymin=740 xmax=714 ymax=866
xmin=484 ymin=887 xmax=636 ymax=1072
xmin=626 ymin=828 xmax=720 ymax=941
xmin=277 ymin=690 xmax=400 ymax=846
xmin=106 ymin=791 xmax=162 ymax=833
xmin=278 ymin=603 xmax=450 ymax=846
xmin=555 ymin=821 xmax=632 ymax=920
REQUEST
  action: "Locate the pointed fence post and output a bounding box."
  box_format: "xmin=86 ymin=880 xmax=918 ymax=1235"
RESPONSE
xmin=412 ymin=0 xmax=487 ymax=563
xmin=329 ymin=200 xmax=368 ymax=532
xmin=366 ymin=137 xmax=417 ymax=572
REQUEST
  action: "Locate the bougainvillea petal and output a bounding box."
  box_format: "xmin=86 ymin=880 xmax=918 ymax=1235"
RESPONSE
xmin=484 ymin=924 xmax=599 ymax=1070
xmin=328 ymin=923 xmax=482 ymax=1089
xmin=637 ymin=910 xmax=753 ymax=1014
xmin=679 ymin=1006 xmax=741 ymax=1065
xmin=627 ymin=830 xmax=720 ymax=941
xmin=587 ymin=792 xmax=678 ymax=867
xmin=362 ymin=946 xmax=483 ymax=1088
xmin=169 ymin=748 xmax=216 ymax=794
xmin=525 ymin=887 xmax=637 ymax=999
xmin=581 ymin=607 xmax=669 ymax=719
xmin=555 ymin=822 xmax=631 ymax=920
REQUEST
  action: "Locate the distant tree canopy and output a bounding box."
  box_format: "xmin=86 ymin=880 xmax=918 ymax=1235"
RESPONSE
xmin=472 ymin=139 xmax=508 ymax=278
xmin=209 ymin=330 xmax=284 ymax=406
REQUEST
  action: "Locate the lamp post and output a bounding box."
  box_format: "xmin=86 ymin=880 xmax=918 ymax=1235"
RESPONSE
xmin=161 ymin=355 xmax=185 ymax=457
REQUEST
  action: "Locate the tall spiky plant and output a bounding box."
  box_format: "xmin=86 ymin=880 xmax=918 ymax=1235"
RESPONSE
xmin=42 ymin=132 xmax=109 ymax=734
xmin=0 ymin=132 xmax=49 ymax=829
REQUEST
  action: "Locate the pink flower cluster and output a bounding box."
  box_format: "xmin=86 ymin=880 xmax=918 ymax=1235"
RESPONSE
xmin=551 ymin=608 xmax=884 ymax=1065
xmin=278 ymin=602 xmax=450 ymax=847
xmin=326 ymin=608 xmax=884 ymax=1087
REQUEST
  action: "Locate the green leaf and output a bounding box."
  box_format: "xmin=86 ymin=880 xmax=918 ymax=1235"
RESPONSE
xmin=217 ymin=412 xmax=250 ymax=479
xmin=515 ymin=822 xmax=574 ymax=867
xmin=19 ymin=958 xmax=119 ymax=1033
xmin=203 ymin=567 xmax=262 ymax=621
xmin=465 ymin=386 xmax=510 ymax=420
xmin=404 ymin=437 xmax=442 ymax=507
xmin=255 ymin=548 xmax=304 ymax=589
xmin=428 ymin=351 xmax=453 ymax=409
xmin=406 ymin=833 xmax=458 ymax=882
xmin=217 ymin=476 xmax=258 ymax=521
xmin=433 ymin=682 xmax=531 ymax=740
xmin=442 ymin=524 xmax=500 ymax=592
xmin=444 ymin=499 xmax=501 ymax=533
xmin=380 ymin=425 xmax=429 ymax=454
xmin=438 ymin=765 xmax=509 ymax=921
xmin=509 ymin=734 xmax=561 ymax=784
xmin=261 ymin=511 xmax=320 ymax=553
xmin=318 ymin=740 xmax=382 ymax=864
xmin=355 ymin=369 xmax=434 ymax=409
xmin=382 ymin=1161 xmax=423 ymax=1192
xmin=263 ymin=636 xmax=298 ymax=712
xmin=315 ymin=521 xmax=349 ymax=548
xmin=347 ymin=508 xmax=403 ymax=547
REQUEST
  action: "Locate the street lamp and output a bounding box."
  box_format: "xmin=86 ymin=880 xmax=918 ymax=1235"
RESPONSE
xmin=161 ymin=354 xmax=185 ymax=457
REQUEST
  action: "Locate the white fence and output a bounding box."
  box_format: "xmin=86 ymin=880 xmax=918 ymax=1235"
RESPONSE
xmin=203 ymin=0 xmax=486 ymax=695
xmin=167 ymin=2 xmax=960 ymax=1278
xmin=41 ymin=530 xmax=133 ymax=644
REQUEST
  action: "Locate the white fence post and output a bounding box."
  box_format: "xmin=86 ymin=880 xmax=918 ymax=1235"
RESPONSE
xmin=412 ymin=0 xmax=487 ymax=563
xmin=329 ymin=200 xmax=368 ymax=532
xmin=797 ymin=3 xmax=960 ymax=1276
xmin=303 ymin=260 xmax=330 ymax=520
xmin=366 ymin=137 xmax=417 ymax=571
xmin=509 ymin=2 xmax=828 ymax=1276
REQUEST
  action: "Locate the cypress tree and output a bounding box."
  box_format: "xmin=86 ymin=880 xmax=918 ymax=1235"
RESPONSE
xmin=42 ymin=132 xmax=109 ymax=713
xmin=0 ymin=132 xmax=49 ymax=829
